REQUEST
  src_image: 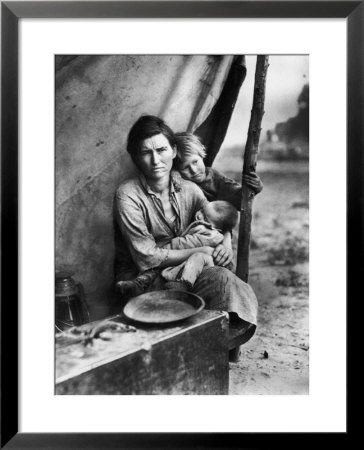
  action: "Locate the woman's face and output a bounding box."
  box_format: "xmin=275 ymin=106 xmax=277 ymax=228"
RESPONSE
xmin=137 ymin=133 xmax=176 ymax=181
xmin=178 ymin=153 xmax=206 ymax=183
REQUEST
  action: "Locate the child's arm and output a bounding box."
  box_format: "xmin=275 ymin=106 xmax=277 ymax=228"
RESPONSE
xmin=212 ymin=231 xmax=234 ymax=267
xmin=212 ymin=169 xmax=263 ymax=209
xmin=222 ymin=231 xmax=232 ymax=249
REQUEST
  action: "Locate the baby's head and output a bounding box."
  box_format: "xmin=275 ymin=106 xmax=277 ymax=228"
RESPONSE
xmin=174 ymin=132 xmax=207 ymax=183
xmin=196 ymin=201 xmax=238 ymax=233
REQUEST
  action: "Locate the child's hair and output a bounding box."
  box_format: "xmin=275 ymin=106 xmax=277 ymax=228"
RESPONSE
xmin=174 ymin=132 xmax=206 ymax=166
xmin=204 ymin=201 xmax=238 ymax=233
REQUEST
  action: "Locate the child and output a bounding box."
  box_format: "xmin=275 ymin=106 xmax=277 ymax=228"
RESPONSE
xmin=116 ymin=200 xmax=237 ymax=297
xmin=161 ymin=200 xmax=238 ymax=291
xmin=174 ymin=132 xmax=263 ymax=208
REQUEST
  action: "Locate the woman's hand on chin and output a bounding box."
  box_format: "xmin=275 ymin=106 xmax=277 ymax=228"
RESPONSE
xmin=212 ymin=244 xmax=234 ymax=267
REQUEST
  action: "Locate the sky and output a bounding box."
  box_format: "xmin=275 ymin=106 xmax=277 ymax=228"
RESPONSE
xmin=223 ymin=55 xmax=309 ymax=148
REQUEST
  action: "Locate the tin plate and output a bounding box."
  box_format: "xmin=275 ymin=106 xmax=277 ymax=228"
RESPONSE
xmin=123 ymin=290 xmax=205 ymax=324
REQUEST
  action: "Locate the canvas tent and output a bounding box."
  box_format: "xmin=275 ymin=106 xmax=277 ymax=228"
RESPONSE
xmin=56 ymin=55 xmax=246 ymax=319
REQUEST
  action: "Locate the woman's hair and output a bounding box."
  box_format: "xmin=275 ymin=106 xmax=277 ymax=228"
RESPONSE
xmin=204 ymin=201 xmax=238 ymax=233
xmin=174 ymin=132 xmax=206 ymax=166
xmin=126 ymin=115 xmax=176 ymax=164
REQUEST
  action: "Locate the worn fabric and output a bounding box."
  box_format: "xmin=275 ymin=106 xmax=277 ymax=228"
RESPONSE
xmin=161 ymin=252 xmax=215 ymax=286
xmin=148 ymin=265 xmax=257 ymax=327
xmin=181 ymin=218 xmax=219 ymax=236
xmin=161 ymin=220 xmax=224 ymax=286
xmin=115 ymin=170 xmax=214 ymax=277
xmin=195 ymin=167 xmax=242 ymax=210
xmin=192 ymin=266 xmax=258 ymax=326
xmin=192 ymin=266 xmax=258 ymax=325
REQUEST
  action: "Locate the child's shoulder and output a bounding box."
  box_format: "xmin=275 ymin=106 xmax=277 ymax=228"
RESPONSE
xmin=206 ymin=167 xmax=234 ymax=183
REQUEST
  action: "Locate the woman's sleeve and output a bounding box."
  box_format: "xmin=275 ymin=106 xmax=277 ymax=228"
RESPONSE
xmin=115 ymin=193 xmax=169 ymax=273
xmin=164 ymin=182 xmax=215 ymax=250
xmin=164 ymin=231 xmax=223 ymax=250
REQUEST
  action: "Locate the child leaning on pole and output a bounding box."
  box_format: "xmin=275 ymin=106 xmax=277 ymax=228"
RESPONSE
xmin=174 ymin=131 xmax=263 ymax=269
xmin=174 ymin=132 xmax=263 ymax=207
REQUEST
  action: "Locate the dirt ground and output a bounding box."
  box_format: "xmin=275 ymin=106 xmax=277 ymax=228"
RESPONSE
xmin=217 ymin=159 xmax=309 ymax=395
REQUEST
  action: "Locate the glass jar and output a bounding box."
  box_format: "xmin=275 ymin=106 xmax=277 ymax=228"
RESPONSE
xmin=55 ymin=271 xmax=89 ymax=331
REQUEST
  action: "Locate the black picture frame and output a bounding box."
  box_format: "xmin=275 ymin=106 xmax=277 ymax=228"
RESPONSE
xmin=1 ymin=1 xmax=359 ymax=447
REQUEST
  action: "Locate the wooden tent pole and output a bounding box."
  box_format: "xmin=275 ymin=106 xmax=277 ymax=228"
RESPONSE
xmin=236 ymin=55 xmax=269 ymax=282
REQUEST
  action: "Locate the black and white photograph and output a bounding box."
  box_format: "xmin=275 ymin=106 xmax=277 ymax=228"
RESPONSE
xmin=54 ymin=54 xmax=309 ymax=395
xmin=1 ymin=0 xmax=355 ymax=441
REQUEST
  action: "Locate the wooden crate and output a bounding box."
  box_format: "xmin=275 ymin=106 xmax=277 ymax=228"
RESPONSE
xmin=56 ymin=310 xmax=229 ymax=395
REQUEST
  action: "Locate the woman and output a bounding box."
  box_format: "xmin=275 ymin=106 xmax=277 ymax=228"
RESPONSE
xmin=114 ymin=115 xmax=258 ymax=359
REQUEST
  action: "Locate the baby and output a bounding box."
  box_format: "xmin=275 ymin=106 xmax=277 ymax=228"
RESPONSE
xmin=161 ymin=200 xmax=238 ymax=291
xmin=116 ymin=200 xmax=237 ymax=298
